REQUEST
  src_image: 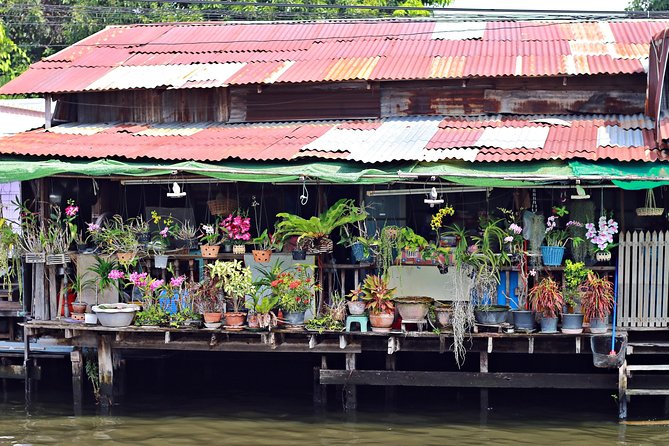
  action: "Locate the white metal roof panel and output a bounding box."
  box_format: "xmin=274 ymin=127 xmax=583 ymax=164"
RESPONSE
xmin=475 ymin=126 xmax=550 ymax=149
xmin=596 ymin=126 xmax=646 ymax=147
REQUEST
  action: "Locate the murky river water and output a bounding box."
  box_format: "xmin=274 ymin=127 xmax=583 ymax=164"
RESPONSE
xmin=1 ymin=386 xmax=669 ymax=445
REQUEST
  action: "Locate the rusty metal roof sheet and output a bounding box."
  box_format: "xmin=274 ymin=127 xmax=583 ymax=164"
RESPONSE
xmin=0 ymin=113 xmax=658 ymax=163
xmin=3 ymin=19 xmax=668 ymax=95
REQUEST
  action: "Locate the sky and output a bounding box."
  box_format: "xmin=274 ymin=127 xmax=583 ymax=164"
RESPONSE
xmin=446 ymin=0 xmax=630 ymax=11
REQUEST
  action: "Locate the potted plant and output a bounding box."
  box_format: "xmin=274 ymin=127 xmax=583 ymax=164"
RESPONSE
xmin=351 ymin=274 xmax=396 ymax=333
xmin=346 ymin=288 xmax=367 ymax=315
xmin=394 ymin=296 xmax=433 ymax=322
xmin=561 ymin=260 xmax=590 ymax=334
xmin=147 ymin=211 xmax=174 ymax=268
xmin=275 ymin=198 xmax=366 ymax=255
xmin=542 ymin=206 xmax=582 ymax=266
xmin=91 ymin=215 xmax=141 ymax=265
xmin=529 ymin=276 xmax=564 ymax=333
xmin=198 ymin=221 xmax=222 ymax=259
xmin=191 ymin=277 xmax=224 ymax=326
xmin=92 ymin=303 xmax=141 ymax=327
xmin=271 ymin=264 xmax=318 ymax=326
xmin=43 ymin=203 xmax=73 ymax=265
xmin=585 ymin=215 xmax=619 ymax=263
xmin=397 ymin=227 xmax=428 ymax=261
xmin=84 ymin=256 xmax=122 ymax=324
xmin=221 ymin=211 xmax=251 ymax=255
xmin=208 ymin=259 xmax=255 ymax=328
xmin=0 ymin=215 xmax=21 ymax=301
xmin=17 ymin=202 xmax=47 ymax=264
xmin=174 ymin=219 xmax=198 ymax=251
xmin=581 ymin=271 xmax=614 ymax=334
xmin=245 ymin=290 xmax=279 ymax=330
xmin=305 ymin=293 xmax=346 ymax=333
xmin=251 ymin=229 xmax=282 ymax=263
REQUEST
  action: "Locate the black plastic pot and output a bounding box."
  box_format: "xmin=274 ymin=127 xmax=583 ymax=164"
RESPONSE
xmin=292 ymin=249 xmax=307 ymax=260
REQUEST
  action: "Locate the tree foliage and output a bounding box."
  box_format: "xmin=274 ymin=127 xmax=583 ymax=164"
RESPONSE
xmin=627 ymin=0 xmax=669 ymax=10
xmin=0 ymin=23 xmax=30 ymax=87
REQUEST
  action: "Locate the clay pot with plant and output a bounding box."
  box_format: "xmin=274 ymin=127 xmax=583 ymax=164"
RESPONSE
xmin=191 ymin=277 xmax=224 ymax=325
xmin=208 ymin=259 xmax=255 ymax=328
xmin=581 ymin=271 xmax=614 ymax=334
xmin=351 ymin=274 xmax=396 ymax=332
xmin=529 ymin=276 xmax=564 ymax=333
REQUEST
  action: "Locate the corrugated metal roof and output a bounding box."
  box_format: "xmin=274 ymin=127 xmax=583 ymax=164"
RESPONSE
xmin=0 ymin=114 xmax=657 ymax=163
xmin=0 ymin=99 xmax=49 ymax=137
xmin=2 ymin=19 xmax=668 ymax=95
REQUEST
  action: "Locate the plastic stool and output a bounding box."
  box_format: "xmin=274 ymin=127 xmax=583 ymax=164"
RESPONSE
xmin=346 ymin=315 xmax=369 ymax=332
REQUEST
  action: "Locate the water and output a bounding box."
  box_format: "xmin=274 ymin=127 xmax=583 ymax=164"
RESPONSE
xmin=2 ymin=386 xmax=669 ymax=445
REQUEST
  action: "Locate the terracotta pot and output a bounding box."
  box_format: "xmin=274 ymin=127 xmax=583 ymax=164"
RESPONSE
xmin=116 ymin=252 xmax=135 ymax=264
xmin=252 ymin=249 xmax=272 ymax=263
xmin=347 ymin=300 xmax=366 ymax=315
xmin=434 ymin=306 xmax=452 ymax=327
xmin=395 ymin=297 xmax=433 ymax=321
xmin=225 ymin=312 xmax=246 ymax=327
xmin=369 ymin=311 xmax=395 ymax=329
xmin=203 ymin=312 xmax=222 ymax=323
xmin=232 ymin=244 xmax=246 ymax=255
xmin=71 ymin=302 xmax=88 ymax=314
xmin=200 ymin=244 xmax=220 ymax=259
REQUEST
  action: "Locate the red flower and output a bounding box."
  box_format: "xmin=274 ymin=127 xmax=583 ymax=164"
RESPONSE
xmin=271 ymin=279 xmax=281 ymax=287
xmin=289 ymin=280 xmax=300 ymax=289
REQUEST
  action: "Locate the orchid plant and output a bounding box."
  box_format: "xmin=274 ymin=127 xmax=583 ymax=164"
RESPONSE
xmin=221 ymin=211 xmax=251 ymax=245
xmin=585 ymin=215 xmax=619 ymax=253
xmin=544 ymin=207 xmax=582 ymax=248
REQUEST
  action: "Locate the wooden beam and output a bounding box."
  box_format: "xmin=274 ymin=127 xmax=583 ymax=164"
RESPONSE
xmin=0 ymin=364 xmax=41 ymax=380
xmin=320 ymin=370 xmax=617 ymax=389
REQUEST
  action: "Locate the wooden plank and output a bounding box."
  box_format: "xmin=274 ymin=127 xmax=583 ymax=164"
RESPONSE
xmin=619 ymin=361 xmax=628 ymax=420
xmin=626 ymin=389 xmax=669 ymax=396
xmin=626 ymin=364 xmax=669 ymax=371
xmin=662 ymin=231 xmax=669 ymax=328
xmin=641 ymin=231 xmax=653 ymax=327
xmin=631 ymin=231 xmax=639 ymax=327
xmin=70 ymin=350 xmax=83 ymax=415
xmin=320 ymin=370 xmax=617 ymax=389
xmin=649 ymin=232 xmax=659 ymax=328
xmin=49 ymin=266 xmax=58 ymax=321
xmin=619 ymin=232 xmax=630 ymax=327
xmin=0 ymin=364 xmax=41 ymax=380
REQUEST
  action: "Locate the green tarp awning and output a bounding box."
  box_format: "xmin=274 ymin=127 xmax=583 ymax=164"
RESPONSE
xmin=569 ymin=161 xmax=669 ymax=190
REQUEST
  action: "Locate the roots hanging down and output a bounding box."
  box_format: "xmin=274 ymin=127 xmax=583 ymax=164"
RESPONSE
xmin=451 ymin=266 xmax=475 ymax=368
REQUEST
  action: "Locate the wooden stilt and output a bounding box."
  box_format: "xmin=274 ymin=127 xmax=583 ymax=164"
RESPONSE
xmin=385 ymin=354 xmax=397 ymax=409
xmin=112 ymin=351 xmax=126 ymax=400
xmin=98 ymin=335 xmax=114 ymax=413
xmin=344 ymin=353 xmax=357 ymax=411
xmin=314 ymin=355 xmax=328 ymax=407
xmin=1 ymin=357 xmax=8 ymax=401
xmin=480 ymin=351 xmax=489 ymax=425
xmin=70 ymin=350 xmax=83 ymax=415
xmin=619 ymin=361 xmax=628 ymax=420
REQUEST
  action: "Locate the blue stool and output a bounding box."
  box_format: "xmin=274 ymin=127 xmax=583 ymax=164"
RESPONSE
xmin=346 ymin=315 xmax=369 ymax=332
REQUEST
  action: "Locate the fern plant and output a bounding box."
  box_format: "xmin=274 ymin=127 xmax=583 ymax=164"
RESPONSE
xmin=275 ymin=199 xmax=366 ymax=242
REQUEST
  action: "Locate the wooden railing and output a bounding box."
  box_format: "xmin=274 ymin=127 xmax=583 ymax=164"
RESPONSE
xmin=617 ymin=231 xmax=669 ymax=328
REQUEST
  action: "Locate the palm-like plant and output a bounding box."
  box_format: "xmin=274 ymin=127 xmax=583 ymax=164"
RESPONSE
xmin=529 ymin=276 xmax=564 ymax=319
xmin=581 ymin=272 xmax=614 ymax=320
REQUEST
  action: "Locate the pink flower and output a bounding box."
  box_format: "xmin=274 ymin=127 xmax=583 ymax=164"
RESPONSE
xmin=65 ymin=204 xmax=79 ymax=217
xmin=107 ymin=269 xmax=124 ymax=280
xmin=87 ymin=223 xmax=101 ymax=232
xmin=149 ymin=280 xmax=164 ymax=292
xmin=509 ymin=223 xmax=522 ymax=234
xmin=129 ymin=272 xmax=148 ymax=287
xmin=504 ymin=236 xmax=514 ymax=243
xmin=170 ymin=275 xmax=186 ymax=287
xmin=160 ymin=226 xmax=169 ymax=238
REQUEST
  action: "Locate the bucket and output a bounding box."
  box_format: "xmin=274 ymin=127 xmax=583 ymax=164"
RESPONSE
xmin=591 ymin=334 xmax=626 ymax=368
xmin=541 ymin=246 xmax=565 ymax=266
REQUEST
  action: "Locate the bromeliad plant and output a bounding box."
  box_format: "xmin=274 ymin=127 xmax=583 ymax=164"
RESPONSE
xmin=529 ymin=276 xmax=564 ymax=319
xmin=350 ymin=274 xmax=396 ymax=315
xmin=581 ymin=271 xmax=614 ymax=320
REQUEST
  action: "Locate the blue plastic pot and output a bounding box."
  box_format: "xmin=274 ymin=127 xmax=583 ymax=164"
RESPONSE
xmin=541 ymin=246 xmax=566 ymax=266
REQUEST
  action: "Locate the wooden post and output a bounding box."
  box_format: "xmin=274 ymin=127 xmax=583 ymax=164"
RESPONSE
xmin=44 ymin=95 xmax=52 ymax=130
xmin=314 ymin=355 xmax=327 ymax=407
xmin=113 ymin=351 xmax=126 ymax=400
xmin=344 ymin=353 xmax=357 ymax=411
xmin=480 ymin=351 xmax=489 ymax=425
xmin=619 ymin=361 xmax=628 ymax=420
xmin=98 ymin=335 xmax=114 ymax=413
xmin=70 ymin=350 xmax=83 ymax=415
xmin=49 ymin=266 xmax=58 ymax=320
xmin=385 ymin=354 xmax=397 ymax=409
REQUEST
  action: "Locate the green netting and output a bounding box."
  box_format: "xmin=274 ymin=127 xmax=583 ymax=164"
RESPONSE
xmin=569 ymin=161 xmax=669 ymax=190
xmin=409 ymin=161 xmax=575 ymax=187
xmin=0 ymin=158 xmax=406 ymax=184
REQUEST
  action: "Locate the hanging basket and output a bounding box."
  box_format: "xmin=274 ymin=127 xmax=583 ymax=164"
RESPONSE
xmin=24 ymin=252 xmax=46 ymax=264
xmin=541 ymin=245 xmax=565 ymax=266
xmin=252 ymin=249 xmax=272 ymax=263
xmin=207 ymin=194 xmax=236 ymax=216
xmin=299 ymin=236 xmax=333 ymax=254
xmin=200 ymin=244 xmax=220 ymax=259
xmin=636 ymin=189 xmax=664 ymax=217
xmin=46 ymin=253 xmax=70 ymax=265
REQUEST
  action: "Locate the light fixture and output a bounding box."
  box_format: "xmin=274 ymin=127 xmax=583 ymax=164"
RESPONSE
xmin=424 ymin=186 xmax=444 ymax=208
xmin=166 ymin=181 xmax=186 ymax=198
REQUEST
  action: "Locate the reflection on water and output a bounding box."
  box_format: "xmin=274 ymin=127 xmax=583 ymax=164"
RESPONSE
xmin=1 ymin=387 xmax=669 ymax=446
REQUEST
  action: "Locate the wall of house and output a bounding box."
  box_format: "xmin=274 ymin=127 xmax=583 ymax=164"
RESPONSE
xmin=60 ymin=74 xmax=645 ymax=124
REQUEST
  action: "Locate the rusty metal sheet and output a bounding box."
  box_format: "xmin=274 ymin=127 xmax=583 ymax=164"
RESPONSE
xmin=483 ymin=90 xmax=645 ymax=115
